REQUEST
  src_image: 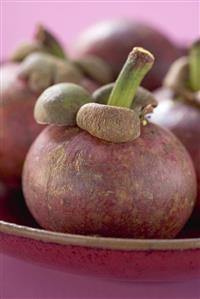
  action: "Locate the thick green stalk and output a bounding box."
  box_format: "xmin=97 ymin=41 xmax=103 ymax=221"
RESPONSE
xmin=107 ymin=47 xmax=154 ymax=108
xmin=189 ymin=39 xmax=200 ymax=92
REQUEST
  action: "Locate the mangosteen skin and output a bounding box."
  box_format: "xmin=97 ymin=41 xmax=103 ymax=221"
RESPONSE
xmin=74 ymin=20 xmax=181 ymax=90
xmin=151 ymin=88 xmax=200 ymax=220
xmin=23 ymin=123 xmax=196 ymax=239
xmin=0 ymin=63 xmax=42 ymax=187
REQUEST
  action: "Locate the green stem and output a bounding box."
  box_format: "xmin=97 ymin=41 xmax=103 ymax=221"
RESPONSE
xmin=189 ymin=39 xmax=200 ymax=92
xmin=34 ymin=24 xmax=67 ymax=59
xmin=107 ymin=47 xmax=154 ymax=108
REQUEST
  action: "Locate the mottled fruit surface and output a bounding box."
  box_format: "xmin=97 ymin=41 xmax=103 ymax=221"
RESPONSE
xmin=151 ymin=88 xmax=200 ymax=220
xmin=23 ymin=123 xmax=196 ymax=238
xmin=74 ymin=20 xmax=181 ymax=90
xmin=0 ymin=63 xmax=42 ymax=187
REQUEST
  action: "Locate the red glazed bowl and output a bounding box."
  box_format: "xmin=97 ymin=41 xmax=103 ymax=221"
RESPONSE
xmin=0 ymin=191 xmax=200 ymax=282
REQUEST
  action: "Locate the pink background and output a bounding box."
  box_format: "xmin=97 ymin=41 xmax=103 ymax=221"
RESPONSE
xmin=1 ymin=1 xmax=200 ymax=298
xmin=1 ymin=1 xmax=200 ymax=59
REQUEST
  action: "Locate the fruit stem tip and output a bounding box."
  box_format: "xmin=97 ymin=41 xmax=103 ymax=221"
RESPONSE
xmin=107 ymin=47 xmax=154 ymax=108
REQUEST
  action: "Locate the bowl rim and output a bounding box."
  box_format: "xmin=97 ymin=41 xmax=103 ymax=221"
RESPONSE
xmin=1 ymin=220 xmax=200 ymax=251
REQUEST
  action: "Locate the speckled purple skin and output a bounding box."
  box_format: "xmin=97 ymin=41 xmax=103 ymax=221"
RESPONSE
xmin=74 ymin=20 xmax=181 ymax=90
xmin=23 ymin=123 xmax=196 ymax=238
xmin=151 ymin=89 xmax=200 ymax=220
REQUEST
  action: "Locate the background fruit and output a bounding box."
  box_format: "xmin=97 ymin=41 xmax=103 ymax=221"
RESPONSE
xmin=74 ymin=20 xmax=182 ymax=90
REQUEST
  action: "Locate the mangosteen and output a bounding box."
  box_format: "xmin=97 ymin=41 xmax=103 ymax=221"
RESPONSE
xmin=73 ymin=19 xmax=182 ymax=90
xmin=0 ymin=26 xmax=112 ymax=188
xmin=151 ymin=40 xmax=200 ymax=221
xmin=22 ymin=47 xmax=197 ymax=239
xmin=0 ymin=24 xmax=69 ymax=188
xmin=11 ymin=24 xmax=113 ymax=90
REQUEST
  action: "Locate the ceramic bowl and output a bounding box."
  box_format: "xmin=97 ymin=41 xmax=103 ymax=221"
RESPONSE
xmin=0 ymin=189 xmax=200 ymax=282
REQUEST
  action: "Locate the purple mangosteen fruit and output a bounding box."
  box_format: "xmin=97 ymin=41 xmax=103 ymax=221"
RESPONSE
xmin=0 ymin=25 xmax=69 ymax=188
xmin=151 ymin=40 xmax=200 ymax=221
xmin=23 ymin=47 xmax=197 ymax=239
xmin=0 ymin=26 xmax=112 ymax=188
xmin=74 ymin=19 xmax=182 ymax=90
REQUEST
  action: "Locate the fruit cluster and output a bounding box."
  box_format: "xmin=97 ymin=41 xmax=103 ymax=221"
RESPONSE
xmin=0 ymin=20 xmax=199 ymax=239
